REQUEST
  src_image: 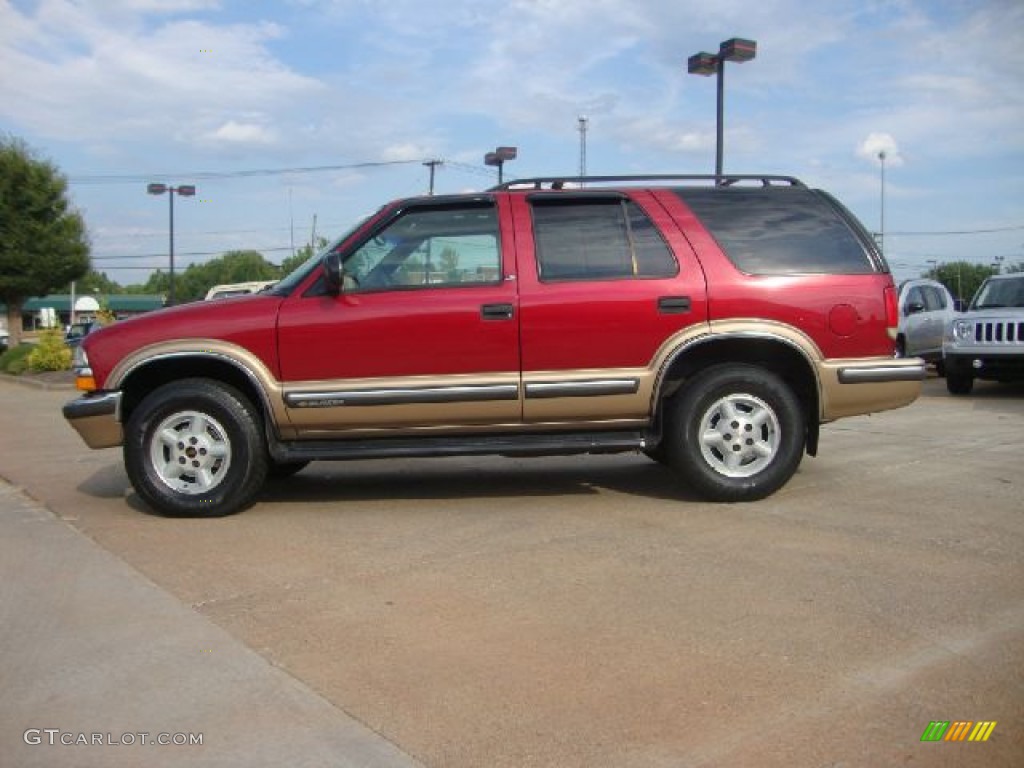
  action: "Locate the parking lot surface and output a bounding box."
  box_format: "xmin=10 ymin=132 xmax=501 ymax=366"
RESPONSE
xmin=1 ymin=375 xmax=1021 ymax=767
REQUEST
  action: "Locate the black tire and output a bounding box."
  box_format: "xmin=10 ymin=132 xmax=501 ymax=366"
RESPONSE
xmin=946 ymin=373 xmax=974 ymax=395
xmin=665 ymin=364 xmax=805 ymax=502
xmin=267 ymin=459 xmax=310 ymax=480
xmin=642 ymin=445 xmax=670 ymax=466
xmin=124 ymin=379 xmax=268 ymax=517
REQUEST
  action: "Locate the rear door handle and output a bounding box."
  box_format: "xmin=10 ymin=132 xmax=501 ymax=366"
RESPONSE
xmin=481 ymin=303 xmax=515 ymax=320
xmin=658 ymin=296 xmax=691 ymax=314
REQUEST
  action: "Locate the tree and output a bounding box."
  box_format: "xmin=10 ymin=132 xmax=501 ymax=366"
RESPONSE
xmin=78 ymin=269 xmax=123 ymax=295
xmin=170 ymin=250 xmax=280 ymax=303
xmin=0 ymin=137 xmax=90 ymax=345
xmin=278 ymin=237 xmax=329 ymax=277
xmin=923 ymin=261 xmax=996 ymax=306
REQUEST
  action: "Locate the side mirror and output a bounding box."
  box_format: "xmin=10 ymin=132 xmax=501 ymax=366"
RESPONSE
xmin=323 ymin=250 xmax=342 ymax=296
xmin=906 ymin=301 xmax=926 ymax=315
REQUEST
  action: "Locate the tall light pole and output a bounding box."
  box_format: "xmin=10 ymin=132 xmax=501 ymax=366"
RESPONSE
xmin=147 ymin=183 xmax=195 ymax=306
xmin=878 ymin=150 xmax=886 ymax=253
xmin=577 ymin=116 xmax=589 ymax=177
xmin=484 ymin=146 xmax=517 ymax=185
xmin=687 ymin=38 xmax=757 ymax=181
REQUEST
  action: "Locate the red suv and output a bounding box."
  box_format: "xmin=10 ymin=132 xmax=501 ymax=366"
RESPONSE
xmin=64 ymin=175 xmax=925 ymax=516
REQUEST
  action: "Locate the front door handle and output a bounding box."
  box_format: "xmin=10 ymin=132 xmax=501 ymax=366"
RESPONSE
xmin=481 ymin=303 xmax=515 ymax=320
xmin=658 ymin=296 xmax=691 ymax=314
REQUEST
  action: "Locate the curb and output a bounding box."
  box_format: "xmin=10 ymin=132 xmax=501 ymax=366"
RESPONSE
xmin=0 ymin=373 xmax=77 ymax=391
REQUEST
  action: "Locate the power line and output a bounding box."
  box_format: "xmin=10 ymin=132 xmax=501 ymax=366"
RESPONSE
xmin=69 ymin=159 xmax=423 ymax=185
xmin=886 ymin=224 xmax=1024 ymax=236
xmin=443 ymin=160 xmax=498 ymax=180
xmin=91 ymin=245 xmax=295 ymax=261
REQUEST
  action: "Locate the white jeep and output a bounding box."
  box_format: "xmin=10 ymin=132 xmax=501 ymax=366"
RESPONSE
xmin=943 ymin=273 xmax=1024 ymax=394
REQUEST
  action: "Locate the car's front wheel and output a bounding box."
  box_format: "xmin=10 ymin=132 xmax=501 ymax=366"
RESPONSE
xmin=124 ymin=379 xmax=268 ymax=517
xmin=946 ymin=372 xmax=974 ymax=395
xmin=665 ymin=364 xmax=805 ymax=502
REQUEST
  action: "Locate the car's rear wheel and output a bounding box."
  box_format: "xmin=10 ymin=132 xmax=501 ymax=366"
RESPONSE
xmin=665 ymin=364 xmax=805 ymax=501
xmin=124 ymin=379 xmax=268 ymax=517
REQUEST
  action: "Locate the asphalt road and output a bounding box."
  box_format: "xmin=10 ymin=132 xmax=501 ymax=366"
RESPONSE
xmin=1 ymin=375 xmax=1021 ymax=767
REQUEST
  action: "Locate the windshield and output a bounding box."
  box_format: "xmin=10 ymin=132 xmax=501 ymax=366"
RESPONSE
xmin=269 ymin=209 xmax=382 ymax=296
xmin=971 ymin=276 xmax=1024 ymax=310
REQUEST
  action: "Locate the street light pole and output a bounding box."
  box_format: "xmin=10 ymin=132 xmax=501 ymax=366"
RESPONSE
xmin=687 ymin=38 xmax=757 ymax=180
xmin=147 ymin=183 xmax=196 ymax=305
xmin=485 ymin=146 xmax=518 ymax=185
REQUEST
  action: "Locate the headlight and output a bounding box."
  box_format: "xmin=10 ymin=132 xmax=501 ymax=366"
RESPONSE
xmin=72 ymin=345 xmax=89 ymax=369
xmin=952 ymin=320 xmax=975 ymax=342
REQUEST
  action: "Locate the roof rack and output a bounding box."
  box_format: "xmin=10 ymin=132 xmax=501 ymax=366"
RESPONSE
xmin=489 ymin=174 xmax=806 ymax=191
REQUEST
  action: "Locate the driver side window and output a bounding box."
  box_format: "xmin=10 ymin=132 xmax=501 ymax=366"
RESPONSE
xmin=343 ymin=204 xmax=501 ymax=292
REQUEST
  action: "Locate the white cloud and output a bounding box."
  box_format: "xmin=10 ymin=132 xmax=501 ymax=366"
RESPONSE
xmin=381 ymin=143 xmax=435 ymax=162
xmin=0 ymin=3 xmax=322 ymax=150
xmin=205 ymin=120 xmax=276 ymax=145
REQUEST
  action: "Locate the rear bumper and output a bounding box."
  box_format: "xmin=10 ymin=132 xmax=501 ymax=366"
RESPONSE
xmin=819 ymin=357 xmax=926 ymax=421
xmin=63 ymin=391 xmax=124 ymax=449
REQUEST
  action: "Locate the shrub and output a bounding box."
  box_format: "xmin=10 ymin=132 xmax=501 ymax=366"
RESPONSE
xmin=96 ymin=305 xmax=117 ymax=326
xmin=27 ymin=328 xmax=72 ymax=372
xmin=0 ymin=343 xmax=36 ymax=375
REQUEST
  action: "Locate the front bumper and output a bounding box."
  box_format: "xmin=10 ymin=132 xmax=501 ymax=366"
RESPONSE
xmin=944 ymin=350 xmax=1024 ymax=382
xmin=818 ymin=357 xmax=926 ymax=421
xmin=63 ymin=391 xmax=124 ymax=449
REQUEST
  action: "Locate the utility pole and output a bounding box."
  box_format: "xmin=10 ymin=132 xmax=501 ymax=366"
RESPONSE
xmin=577 ymin=116 xmax=589 ymax=177
xmin=423 ymin=159 xmax=442 ymax=195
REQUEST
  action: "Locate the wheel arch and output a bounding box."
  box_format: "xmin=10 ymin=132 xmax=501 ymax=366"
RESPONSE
xmin=118 ymin=353 xmax=275 ymax=434
xmin=653 ymin=333 xmax=822 ymax=455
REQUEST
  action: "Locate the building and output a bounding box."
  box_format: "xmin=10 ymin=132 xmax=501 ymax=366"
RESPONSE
xmin=1 ymin=294 xmax=165 ymax=333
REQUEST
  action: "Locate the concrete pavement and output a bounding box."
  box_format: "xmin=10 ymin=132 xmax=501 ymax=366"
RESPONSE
xmin=0 ymin=476 xmax=424 ymax=768
xmin=1 ymin=375 xmax=1022 ymax=767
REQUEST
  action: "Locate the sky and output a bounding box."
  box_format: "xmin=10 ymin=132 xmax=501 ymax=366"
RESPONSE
xmin=1 ymin=0 xmax=1023 ymax=288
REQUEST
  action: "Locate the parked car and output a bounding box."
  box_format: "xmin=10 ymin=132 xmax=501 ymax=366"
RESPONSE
xmin=0 ymin=328 xmax=8 ymax=352
xmin=943 ymin=273 xmax=1024 ymax=394
xmin=63 ymin=174 xmax=925 ymax=517
xmin=896 ymin=278 xmax=957 ymax=371
xmin=205 ymin=280 xmax=278 ymax=300
xmin=64 ymin=321 xmax=100 ymax=348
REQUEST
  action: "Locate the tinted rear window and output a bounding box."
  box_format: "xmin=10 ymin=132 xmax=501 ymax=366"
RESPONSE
xmin=674 ymin=188 xmax=875 ymax=275
xmin=531 ymin=197 xmax=678 ymax=281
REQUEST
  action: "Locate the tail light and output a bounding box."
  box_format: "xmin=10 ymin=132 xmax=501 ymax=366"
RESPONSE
xmin=884 ymin=284 xmax=899 ymax=339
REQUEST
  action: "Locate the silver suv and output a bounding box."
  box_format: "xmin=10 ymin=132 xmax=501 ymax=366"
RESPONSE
xmin=897 ymin=278 xmax=957 ymax=368
xmin=943 ymin=273 xmax=1024 ymax=394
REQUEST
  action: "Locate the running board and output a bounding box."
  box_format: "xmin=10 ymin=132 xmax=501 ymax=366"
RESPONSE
xmin=270 ymin=430 xmax=649 ymax=463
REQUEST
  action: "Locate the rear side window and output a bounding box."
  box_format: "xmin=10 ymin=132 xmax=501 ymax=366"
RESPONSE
xmin=531 ymin=198 xmax=678 ymax=281
xmin=674 ymin=188 xmax=875 ymax=275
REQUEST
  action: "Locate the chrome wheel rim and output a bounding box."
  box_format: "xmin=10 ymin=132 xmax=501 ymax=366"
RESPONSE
xmin=149 ymin=410 xmax=232 ymax=495
xmin=698 ymin=394 xmax=780 ymax=478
